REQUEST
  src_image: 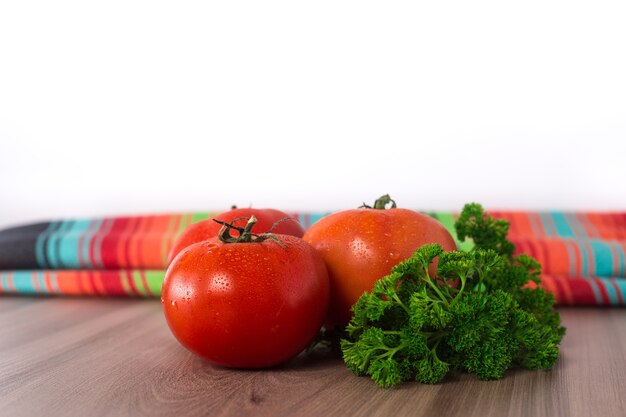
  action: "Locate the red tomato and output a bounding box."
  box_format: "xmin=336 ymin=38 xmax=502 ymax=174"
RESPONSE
xmin=162 ymin=222 xmax=329 ymax=368
xmin=303 ymin=195 xmax=457 ymax=327
xmin=168 ymin=208 xmax=305 ymax=264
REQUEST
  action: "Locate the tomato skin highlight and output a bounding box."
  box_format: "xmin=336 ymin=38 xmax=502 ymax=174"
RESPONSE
xmin=303 ymin=208 xmax=457 ymax=327
xmin=162 ymin=234 xmax=329 ymax=368
xmin=168 ymin=208 xmax=305 ymax=264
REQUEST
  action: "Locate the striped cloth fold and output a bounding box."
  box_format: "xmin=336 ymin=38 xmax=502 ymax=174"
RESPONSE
xmin=1 ymin=270 xmax=624 ymax=306
xmin=0 ymin=212 xmax=327 ymax=270
xmin=1 ymin=210 xmax=625 ymax=305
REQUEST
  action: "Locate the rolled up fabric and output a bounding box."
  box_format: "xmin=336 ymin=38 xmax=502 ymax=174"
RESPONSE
xmin=1 ymin=209 xmax=625 ymax=305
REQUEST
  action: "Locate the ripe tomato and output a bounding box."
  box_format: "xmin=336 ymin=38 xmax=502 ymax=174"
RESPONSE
xmin=303 ymin=195 xmax=457 ymax=327
xmin=162 ymin=217 xmax=329 ymax=368
xmin=168 ymin=207 xmax=305 ymax=264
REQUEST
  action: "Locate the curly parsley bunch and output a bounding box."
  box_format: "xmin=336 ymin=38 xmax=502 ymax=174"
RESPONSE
xmin=341 ymin=203 xmax=565 ymax=388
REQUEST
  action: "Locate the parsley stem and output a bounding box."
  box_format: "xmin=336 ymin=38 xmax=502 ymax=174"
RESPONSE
xmin=423 ymin=275 xmax=449 ymax=306
xmin=448 ymin=273 xmax=466 ymax=308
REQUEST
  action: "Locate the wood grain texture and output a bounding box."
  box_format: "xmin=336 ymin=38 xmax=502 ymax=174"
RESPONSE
xmin=1 ymin=298 xmax=625 ymax=417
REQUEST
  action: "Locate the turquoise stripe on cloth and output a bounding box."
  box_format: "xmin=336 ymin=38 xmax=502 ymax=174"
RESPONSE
xmin=1 ymin=272 xmax=8 ymax=290
xmin=309 ymin=213 xmax=327 ymax=225
xmin=58 ymin=219 xmax=92 ymax=268
xmin=590 ymin=241 xmax=614 ymax=277
xmin=550 ymin=212 xmax=575 ymax=238
xmin=46 ymin=221 xmax=74 ymax=269
xmin=295 ymin=213 xmax=309 ymax=228
xmin=35 ymin=222 xmax=60 ymax=268
xmin=12 ymin=271 xmax=36 ymax=294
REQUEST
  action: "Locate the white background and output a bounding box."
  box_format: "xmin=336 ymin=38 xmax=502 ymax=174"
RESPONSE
xmin=1 ymin=1 xmax=625 ymax=229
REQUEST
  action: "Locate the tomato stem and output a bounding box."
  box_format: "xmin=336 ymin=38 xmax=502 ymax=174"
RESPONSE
xmin=360 ymin=194 xmax=397 ymax=210
xmin=212 ymin=216 xmax=286 ymax=247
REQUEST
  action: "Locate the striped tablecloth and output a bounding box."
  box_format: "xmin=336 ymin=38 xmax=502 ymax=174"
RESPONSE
xmin=1 ymin=210 xmax=625 ymax=305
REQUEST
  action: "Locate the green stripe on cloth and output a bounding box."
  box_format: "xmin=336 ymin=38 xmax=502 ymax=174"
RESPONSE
xmin=145 ymin=270 xmax=165 ymax=296
xmin=428 ymin=212 xmax=474 ymax=252
xmin=191 ymin=212 xmax=212 ymax=224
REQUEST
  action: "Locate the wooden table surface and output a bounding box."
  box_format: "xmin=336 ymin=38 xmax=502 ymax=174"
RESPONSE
xmin=1 ymin=298 xmax=625 ymax=417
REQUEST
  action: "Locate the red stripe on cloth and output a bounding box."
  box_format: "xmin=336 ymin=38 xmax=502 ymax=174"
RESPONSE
xmin=76 ymin=271 xmax=87 ymax=295
xmin=517 ymin=239 xmax=540 ymax=264
xmin=539 ymin=274 xmax=574 ymax=305
xmin=511 ymin=238 xmax=523 ymax=256
xmin=612 ymin=213 xmax=626 ymax=240
xmin=117 ymin=217 xmax=136 ymax=268
xmin=536 ymin=239 xmax=551 ymax=275
xmin=549 ymin=275 xmax=569 ymax=304
xmin=557 ymin=273 xmax=575 ymax=304
xmin=100 ymin=218 xmax=130 ymax=268
xmin=136 ymin=217 xmax=152 ymax=269
xmin=569 ymin=278 xmax=600 ymax=305
xmin=619 ymin=212 xmax=626 ymax=239
xmin=512 ymin=212 xmax=536 ymax=238
xmin=145 ymin=215 xmax=172 ymax=269
xmin=609 ymin=214 xmax=622 ymax=238
xmin=102 ymin=271 xmax=126 ymax=296
xmin=131 ymin=216 xmax=151 ymax=271
xmin=123 ymin=217 xmax=142 ymax=268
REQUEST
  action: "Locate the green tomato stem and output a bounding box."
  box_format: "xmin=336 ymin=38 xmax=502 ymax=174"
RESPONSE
xmin=359 ymin=194 xmax=398 ymax=209
xmin=213 ymin=216 xmax=285 ymax=247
